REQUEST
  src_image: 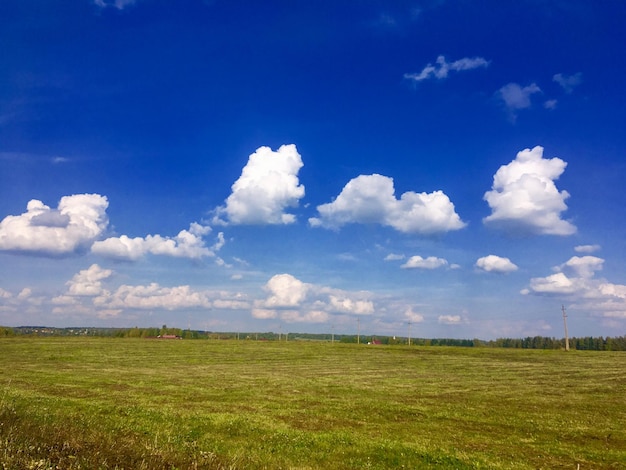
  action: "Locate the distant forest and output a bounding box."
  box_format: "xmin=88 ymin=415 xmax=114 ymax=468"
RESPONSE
xmin=2 ymin=325 xmax=625 ymax=351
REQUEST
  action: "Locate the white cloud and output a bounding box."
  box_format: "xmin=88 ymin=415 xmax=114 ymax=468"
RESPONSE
xmin=553 ymin=72 xmax=582 ymax=94
xmin=96 ymin=283 xmax=212 ymax=310
xmin=251 ymin=308 xmax=277 ymax=319
xmin=384 ymin=253 xmax=405 ymax=261
xmin=261 ymin=274 xmax=310 ymax=308
xmin=523 ymin=256 xmax=604 ymax=296
xmin=438 ymin=315 xmax=462 ymax=325
xmin=523 ymin=255 xmax=626 ymax=321
xmin=213 ymin=145 xmax=305 ymax=225
xmin=401 ymin=255 xmax=448 ymax=269
xmin=525 ymin=272 xmax=576 ymax=295
xmin=483 ymin=146 xmax=576 ymax=236
xmin=17 ymin=288 xmax=32 ymax=299
xmin=50 ymin=265 xmax=252 ymax=320
xmin=65 ymin=264 xmax=113 ymax=296
xmin=254 ymin=273 xmax=376 ymax=321
xmin=212 ymin=298 xmax=249 ymax=310
xmin=0 ymin=194 xmax=109 ymax=255
xmin=575 ymin=244 xmax=601 ymax=254
xmin=281 ymin=310 xmax=329 ymax=323
xmin=404 ymin=55 xmax=489 ymax=82
xmin=91 ymin=223 xmax=219 ymax=260
xmin=309 ymin=174 xmax=466 ymax=234
xmin=475 ymin=255 xmax=518 ymax=273
xmin=544 ymin=99 xmax=558 ymax=110
xmin=404 ymin=308 xmax=424 ymax=323
xmin=328 ymin=295 xmax=374 ymax=315
xmin=561 ymin=256 xmax=604 ymax=279
xmin=94 ymin=0 xmax=136 ymax=10
xmin=496 ymin=82 xmax=541 ymax=120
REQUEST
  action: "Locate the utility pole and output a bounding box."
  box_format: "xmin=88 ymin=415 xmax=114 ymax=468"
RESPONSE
xmin=562 ymin=305 xmax=570 ymax=351
xmin=331 ymin=324 xmax=335 ymax=344
xmin=357 ymin=318 xmax=360 ymax=345
xmin=407 ymin=321 xmax=412 ymax=346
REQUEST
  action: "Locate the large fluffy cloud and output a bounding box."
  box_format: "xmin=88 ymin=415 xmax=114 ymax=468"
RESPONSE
xmin=91 ymin=223 xmax=220 ymax=260
xmin=0 ymin=194 xmax=108 ymax=255
xmin=404 ymin=55 xmax=489 ymax=82
xmin=262 ymin=273 xmax=310 ymax=308
xmin=213 ymin=145 xmax=305 ymax=225
xmin=475 ymin=255 xmax=518 ymax=273
xmin=483 ymin=146 xmax=576 ymax=236
xmin=309 ymin=174 xmax=466 ymax=234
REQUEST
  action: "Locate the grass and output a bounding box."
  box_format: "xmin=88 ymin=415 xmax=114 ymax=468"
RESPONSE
xmin=0 ymin=338 xmax=624 ymax=469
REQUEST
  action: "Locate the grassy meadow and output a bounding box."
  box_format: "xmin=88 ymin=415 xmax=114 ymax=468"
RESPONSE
xmin=0 ymin=337 xmax=624 ymax=469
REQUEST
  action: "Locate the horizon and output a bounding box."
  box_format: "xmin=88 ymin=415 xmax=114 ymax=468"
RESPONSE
xmin=1 ymin=1 xmax=625 ymax=340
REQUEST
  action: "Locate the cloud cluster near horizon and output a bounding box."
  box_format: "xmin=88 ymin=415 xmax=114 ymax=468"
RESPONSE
xmin=252 ymin=273 xmax=375 ymax=323
xmin=51 ymin=263 xmax=248 ymax=319
xmin=0 ymin=143 xmax=602 ymax=328
xmin=523 ymin=255 xmax=626 ymax=321
xmin=47 ymin=266 xmax=377 ymax=324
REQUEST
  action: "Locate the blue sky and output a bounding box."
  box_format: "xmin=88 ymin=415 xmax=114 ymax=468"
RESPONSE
xmin=1 ymin=0 xmax=625 ymax=339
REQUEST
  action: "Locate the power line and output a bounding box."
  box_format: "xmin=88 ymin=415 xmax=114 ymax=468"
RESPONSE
xmin=562 ymin=305 xmax=570 ymax=351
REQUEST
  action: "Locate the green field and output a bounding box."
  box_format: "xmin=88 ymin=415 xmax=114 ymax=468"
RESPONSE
xmin=0 ymin=338 xmax=624 ymax=469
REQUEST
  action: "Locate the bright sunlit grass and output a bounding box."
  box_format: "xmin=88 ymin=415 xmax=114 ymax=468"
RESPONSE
xmin=1 ymin=337 xmax=624 ymax=469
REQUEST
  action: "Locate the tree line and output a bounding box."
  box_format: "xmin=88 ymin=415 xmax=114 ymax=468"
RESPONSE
xmin=1 ymin=326 xmax=625 ymax=351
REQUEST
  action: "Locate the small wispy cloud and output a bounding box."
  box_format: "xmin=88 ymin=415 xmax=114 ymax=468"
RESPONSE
xmin=404 ymin=55 xmax=490 ymax=82
xmin=94 ymin=0 xmax=136 ymax=9
xmin=544 ymin=99 xmax=558 ymax=110
xmin=496 ymin=82 xmax=542 ymax=121
xmin=553 ymin=72 xmax=582 ymax=94
xmin=438 ymin=314 xmax=463 ymax=325
xmin=574 ymin=244 xmax=601 ymax=254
